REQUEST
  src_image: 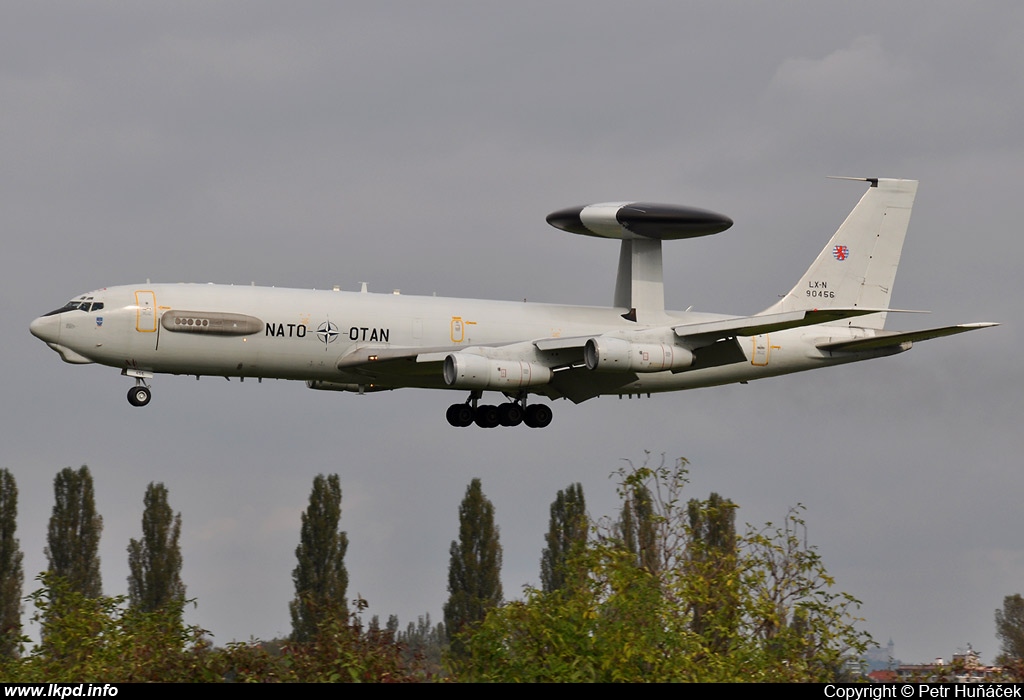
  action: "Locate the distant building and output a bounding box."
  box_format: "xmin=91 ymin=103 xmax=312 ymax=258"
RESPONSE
xmin=862 ymin=638 xmax=897 ymax=672
xmin=888 ymin=645 xmax=1004 ymax=683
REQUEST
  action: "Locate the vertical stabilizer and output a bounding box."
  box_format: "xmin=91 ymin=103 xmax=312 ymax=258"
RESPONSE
xmin=760 ymin=178 xmax=918 ymax=329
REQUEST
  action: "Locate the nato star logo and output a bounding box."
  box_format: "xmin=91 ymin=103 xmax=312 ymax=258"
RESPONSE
xmin=317 ymin=321 xmax=339 ymax=348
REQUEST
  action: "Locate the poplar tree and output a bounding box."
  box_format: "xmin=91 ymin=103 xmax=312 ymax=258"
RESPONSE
xmin=996 ymin=594 xmax=1024 ymax=663
xmin=618 ymin=482 xmax=659 ymax=574
xmin=0 ymin=469 xmax=23 ymax=659
xmin=290 ymin=474 xmax=348 ymax=643
xmin=444 ymin=478 xmax=502 ymax=657
xmin=540 ymin=483 xmax=587 ymax=593
xmin=687 ymin=491 xmax=738 ymax=650
xmin=127 ymin=482 xmax=185 ymax=615
xmin=45 ymin=465 xmax=102 ymax=598
xmin=397 ymin=612 xmax=446 ymax=676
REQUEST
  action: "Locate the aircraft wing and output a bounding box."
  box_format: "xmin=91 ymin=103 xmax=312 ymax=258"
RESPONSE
xmin=531 ymin=308 xmax=898 ymax=354
xmin=337 ymin=344 xmax=455 ymax=368
xmin=330 ymin=310 xmax=902 ymax=395
xmin=329 ymin=314 xmax=994 ymax=403
xmin=334 ymin=308 xmax=900 ymax=373
xmin=328 ymin=345 xmax=461 ymax=387
xmin=335 ymin=341 xmax=585 ymax=373
xmin=333 ymin=340 xmax=609 ymax=402
xmin=533 ymin=336 xmax=590 ymax=352
xmin=672 ymin=307 xmax=897 ymax=341
xmin=817 ymin=322 xmax=999 ymax=352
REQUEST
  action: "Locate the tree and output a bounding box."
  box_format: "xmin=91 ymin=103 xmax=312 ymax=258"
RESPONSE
xmin=454 ymin=457 xmax=871 ymax=682
xmin=290 ymin=474 xmax=349 ymax=643
xmin=616 ymin=475 xmax=660 ymax=574
xmin=396 ymin=612 xmax=446 ymax=678
xmin=5 ymin=573 xmax=207 ymax=682
xmin=1 ymin=574 xmax=430 ymax=683
xmin=127 ymin=482 xmax=185 ymax=616
xmin=687 ymin=491 xmax=738 ymax=651
xmin=45 ymin=466 xmax=102 ymax=598
xmin=0 ymin=469 xmax=23 ymax=659
xmin=996 ymin=594 xmax=1024 ymax=664
xmin=540 ymin=483 xmax=587 ymax=593
xmin=444 ymin=478 xmax=502 ymax=658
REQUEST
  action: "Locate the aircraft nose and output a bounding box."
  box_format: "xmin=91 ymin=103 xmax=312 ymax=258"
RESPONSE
xmin=29 ymin=314 xmax=60 ymax=344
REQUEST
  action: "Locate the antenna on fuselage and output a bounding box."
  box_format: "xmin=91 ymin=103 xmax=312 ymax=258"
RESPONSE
xmin=545 ymin=202 xmax=732 ymax=323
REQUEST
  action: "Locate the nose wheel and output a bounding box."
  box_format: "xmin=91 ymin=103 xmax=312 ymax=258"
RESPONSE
xmin=127 ymin=385 xmax=152 ymax=407
xmin=122 ymin=368 xmax=154 ymax=407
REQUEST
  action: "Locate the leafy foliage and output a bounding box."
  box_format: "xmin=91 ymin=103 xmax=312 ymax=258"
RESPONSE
xmin=127 ymin=482 xmax=185 ymax=617
xmin=540 ymin=483 xmax=587 ymax=594
xmin=279 ymin=599 xmax=430 ymax=683
xmin=687 ymin=491 xmax=738 ymax=653
xmin=396 ymin=613 xmax=446 ymax=678
xmin=45 ymin=466 xmax=103 ymax=602
xmin=290 ymin=474 xmax=349 ymax=643
xmin=616 ymin=478 xmax=660 ymax=574
xmin=453 ymin=454 xmax=871 ymax=682
xmin=0 ymin=575 xmax=430 ymax=682
xmin=444 ymin=478 xmax=502 ymax=659
xmin=996 ymin=594 xmax=1024 ymax=667
xmin=2 ymin=573 xmax=213 ymax=682
xmin=0 ymin=469 xmax=23 ymax=659
xmin=0 ymin=456 xmax=872 ymax=682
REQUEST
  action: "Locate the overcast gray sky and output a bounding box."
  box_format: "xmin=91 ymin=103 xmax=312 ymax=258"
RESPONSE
xmin=3 ymin=1 xmax=1022 ymax=666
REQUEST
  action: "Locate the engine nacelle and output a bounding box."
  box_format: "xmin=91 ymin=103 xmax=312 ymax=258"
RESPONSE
xmin=584 ymin=336 xmax=694 ymax=372
xmin=443 ymin=353 xmax=552 ymax=389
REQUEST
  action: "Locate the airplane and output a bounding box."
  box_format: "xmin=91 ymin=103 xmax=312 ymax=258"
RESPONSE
xmin=30 ymin=177 xmax=997 ymax=428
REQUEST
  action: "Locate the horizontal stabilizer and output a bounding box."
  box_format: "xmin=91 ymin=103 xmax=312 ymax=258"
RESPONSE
xmin=818 ymin=323 xmax=999 ymax=352
xmin=673 ymin=308 xmax=890 ymax=340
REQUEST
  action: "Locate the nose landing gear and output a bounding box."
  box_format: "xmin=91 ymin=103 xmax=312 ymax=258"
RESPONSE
xmin=127 ymin=384 xmax=152 ymax=407
xmin=122 ymin=368 xmax=154 ymax=407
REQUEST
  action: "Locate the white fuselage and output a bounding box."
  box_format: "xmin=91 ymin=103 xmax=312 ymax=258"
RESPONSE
xmin=31 ymin=282 xmax=880 ymax=399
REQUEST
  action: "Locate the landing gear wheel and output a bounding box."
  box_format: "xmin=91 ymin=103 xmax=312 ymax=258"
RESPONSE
xmin=498 ymin=402 xmax=524 ymax=427
xmin=524 ymin=403 xmax=553 ymax=428
xmin=446 ymin=403 xmax=474 ymax=427
xmin=127 ymin=385 xmax=152 ymax=407
xmin=474 ymin=404 xmax=501 ymax=428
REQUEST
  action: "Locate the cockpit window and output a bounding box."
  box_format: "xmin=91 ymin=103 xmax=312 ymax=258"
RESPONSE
xmin=41 ymin=297 xmax=103 ymax=316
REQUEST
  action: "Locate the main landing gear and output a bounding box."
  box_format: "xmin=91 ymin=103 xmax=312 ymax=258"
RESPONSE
xmin=446 ymin=391 xmax=553 ymax=429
